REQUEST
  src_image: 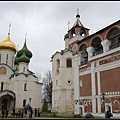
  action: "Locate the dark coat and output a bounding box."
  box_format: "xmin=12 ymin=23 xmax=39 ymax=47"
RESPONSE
xmin=105 ymin=111 xmax=113 ymax=118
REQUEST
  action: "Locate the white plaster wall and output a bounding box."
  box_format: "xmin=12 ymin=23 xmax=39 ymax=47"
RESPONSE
xmin=52 ymin=50 xmax=74 ymax=114
xmin=35 ymin=83 xmax=43 ymax=108
xmin=12 ymin=74 xmax=41 ymax=109
xmin=18 ymin=62 xmax=28 ymax=73
xmin=0 ymin=50 xmax=15 ymax=68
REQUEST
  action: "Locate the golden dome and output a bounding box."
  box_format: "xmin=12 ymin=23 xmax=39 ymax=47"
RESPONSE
xmin=0 ymin=33 xmax=17 ymax=52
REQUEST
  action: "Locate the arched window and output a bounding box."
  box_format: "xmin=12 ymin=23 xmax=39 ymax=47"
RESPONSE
xmin=66 ymin=58 xmax=72 ymax=68
xmin=91 ymin=38 xmax=103 ymax=56
xmin=1 ymin=82 xmax=4 ymax=91
xmin=6 ymin=54 xmax=8 ymax=64
xmin=107 ymin=28 xmax=120 ymax=50
xmin=24 ymin=83 xmax=27 ymax=91
xmin=23 ymin=67 xmax=25 ymax=72
xmin=79 ymin=44 xmax=88 ymax=65
xmin=56 ymin=59 xmax=60 ymax=73
xmin=23 ymin=99 xmax=26 ymax=107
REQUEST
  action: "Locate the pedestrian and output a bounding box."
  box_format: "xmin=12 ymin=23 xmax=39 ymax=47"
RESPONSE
xmin=34 ymin=108 xmax=37 ymax=117
xmin=5 ymin=109 xmax=9 ymax=117
xmin=38 ymin=107 xmax=41 ymax=117
xmin=2 ymin=108 xmax=5 ymax=118
xmin=12 ymin=107 xmax=15 ymax=117
xmin=30 ymin=108 xmax=33 ymax=118
xmin=105 ymin=106 xmax=113 ymax=119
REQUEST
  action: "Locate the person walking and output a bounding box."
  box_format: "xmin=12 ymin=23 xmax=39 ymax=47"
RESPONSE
xmin=38 ymin=107 xmax=41 ymax=117
xmin=34 ymin=108 xmax=37 ymax=117
xmin=105 ymin=106 xmax=113 ymax=119
xmin=12 ymin=107 xmax=15 ymax=117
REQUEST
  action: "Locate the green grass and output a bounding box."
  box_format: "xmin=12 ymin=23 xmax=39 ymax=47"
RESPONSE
xmin=40 ymin=112 xmax=73 ymax=118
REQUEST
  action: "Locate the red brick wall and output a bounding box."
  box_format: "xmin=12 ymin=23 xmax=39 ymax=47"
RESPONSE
xmin=100 ymin=67 xmax=120 ymax=92
xmin=80 ymin=74 xmax=92 ymax=96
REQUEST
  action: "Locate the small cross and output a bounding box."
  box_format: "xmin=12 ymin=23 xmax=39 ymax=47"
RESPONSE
xmin=77 ymin=8 xmax=79 ymax=15
xmin=9 ymin=22 xmax=11 ymax=33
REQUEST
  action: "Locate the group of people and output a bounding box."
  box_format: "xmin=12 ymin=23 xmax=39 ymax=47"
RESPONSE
xmin=1 ymin=109 xmax=9 ymax=118
xmin=85 ymin=106 xmax=113 ymax=119
xmin=11 ymin=107 xmax=41 ymax=118
xmin=34 ymin=107 xmax=41 ymax=117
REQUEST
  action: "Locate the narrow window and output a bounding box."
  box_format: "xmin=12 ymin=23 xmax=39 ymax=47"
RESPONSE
xmin=1 ymin=82 xmax=4 ymax=91
xmin=24 ymin=83 xmax=27 ymax=91
xmin=66 ymin=58 xmax=72 ymax=68
xmin=56 ymin=80 xmax=58 ymax=86
xmin=0 ymin=54 xmax=1 ymax=63
xmin=56 ymin=59 xmax=60 ymax=73
xmin=6 ymin=54 xmax=8 ymax=64
xmin=23 ymin=67 xmax=25 ymax=72
xmin=23 ymin=99 xmax=26 ymax=107
xmin=12 ymin=56 xmax=14 ymax=68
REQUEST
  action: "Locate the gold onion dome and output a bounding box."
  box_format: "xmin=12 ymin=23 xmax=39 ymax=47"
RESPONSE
xmin=0 ymin=32 xmax=17 ymax=52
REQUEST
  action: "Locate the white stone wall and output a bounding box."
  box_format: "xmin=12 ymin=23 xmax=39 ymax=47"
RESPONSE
xmin=18 ymin=62 xmax=28 ymax=73
xmin=12 ymin=74 xmax=42 ymax=109
xmin=0 ymin=50 xmax=15 ymax=68
xmin=52 ymin=51 xmax=74 ymax=115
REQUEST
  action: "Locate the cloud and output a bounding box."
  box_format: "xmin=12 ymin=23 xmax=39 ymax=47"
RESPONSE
xmin=0 ymin=1 xmax=119 ymax=77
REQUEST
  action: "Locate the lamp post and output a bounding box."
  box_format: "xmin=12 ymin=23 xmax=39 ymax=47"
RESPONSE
xmin=101 ymin=92 xmax=105 ymax=118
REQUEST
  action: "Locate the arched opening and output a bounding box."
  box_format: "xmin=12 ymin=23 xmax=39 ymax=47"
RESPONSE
xmin=91 ymin=37 xmax=103 ymax=56
xmin=79 ymin=44 xmax=88 ymax=65
xmin=107 ymin=28 xmax=120 ymax=50
xmin=23 ymin=99 xmax=26 ymax=107
xmin=79 ymin=107 xmax=83 ymax=115
xmin=56 ymin=59 xmax=60 ymax=73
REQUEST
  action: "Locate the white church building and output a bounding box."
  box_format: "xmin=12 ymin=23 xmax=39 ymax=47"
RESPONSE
xmin=0 ymin=26 xmax=42 ymax=112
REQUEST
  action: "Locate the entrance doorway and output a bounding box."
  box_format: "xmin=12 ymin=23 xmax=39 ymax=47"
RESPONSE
xmin=80 ymin=107 xmax=83 ymax=115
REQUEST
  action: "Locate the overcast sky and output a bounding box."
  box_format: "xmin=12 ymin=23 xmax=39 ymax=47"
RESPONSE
xmin=0 ymin=1 xmax=120 ymax=77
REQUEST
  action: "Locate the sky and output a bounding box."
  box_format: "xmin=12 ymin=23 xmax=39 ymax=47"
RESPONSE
xmin=0 ymin=1 xmax=120 ymax=77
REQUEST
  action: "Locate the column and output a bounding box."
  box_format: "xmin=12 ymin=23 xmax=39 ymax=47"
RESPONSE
xmin=97 ymin=70 xmax=101 ymax=113
xmin=86 ymin=47 xmax=94 ymax=60
xmin=101 ymin=39 xmax=111 ymax=53
xmin=91 ymin=62 xmax=96 ymax=113
xmin=73 ymin=54 xmax=80 ymax=115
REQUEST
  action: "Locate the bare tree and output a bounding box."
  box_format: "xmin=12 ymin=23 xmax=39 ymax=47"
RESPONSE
xmin=42 ymin=70 xmax=52 ymax=109
xmin=35 ymin=72 xmax=42 ymax=82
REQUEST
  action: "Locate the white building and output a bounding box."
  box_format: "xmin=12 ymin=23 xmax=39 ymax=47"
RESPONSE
xmin=51 ymin=9 xmax=120 ymax=118
xmin=0 ymin=27 xmax=43 ymax=112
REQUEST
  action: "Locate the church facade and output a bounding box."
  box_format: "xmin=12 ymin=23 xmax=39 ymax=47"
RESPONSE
xmin=0 ymin=28 xmax=42 ymax=112
xmin=51 ymin=10 xmax=120 ymax=117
